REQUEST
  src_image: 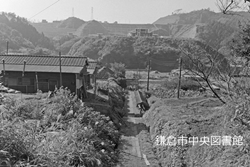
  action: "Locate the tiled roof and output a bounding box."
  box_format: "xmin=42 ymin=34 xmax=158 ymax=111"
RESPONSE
xmin=0 ymin=65 xmax=84 ymax=73
xmin=0 ymin=55 xmax=87 ymax=66
xmin=87 ymin=61 xmax=97 ymax=69
xmin=0 ymin=55 xmax=98 ymax=74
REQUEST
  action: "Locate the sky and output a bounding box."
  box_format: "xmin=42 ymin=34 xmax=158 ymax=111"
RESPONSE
xmin=0 ymin=0 xmax=221 ymax=24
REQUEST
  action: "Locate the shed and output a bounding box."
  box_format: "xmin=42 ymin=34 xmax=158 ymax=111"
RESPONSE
xmin=0 ymin=54 xmax=97 ymax=97
xmin=95 ymin=66 xmax=114 ymax=79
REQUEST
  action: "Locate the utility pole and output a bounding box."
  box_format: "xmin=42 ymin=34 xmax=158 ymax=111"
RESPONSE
xmin=6 ymin=41 xmax=8 ymax=55
xmin=36 ymin=72 xmax=39 ymax=92
xmin=94 ymin=74 xmax=97 ymax=99
xmin=2 ymin=59 xmax=5 ymax=76
xmin=136 ymin=68 xmax=139 ymax=90
xmin=177 ymin=56 xmax=182 ymax=99
xmin=22 ymin=60 xmax=26 ymax=77
xmin=59 ymin=52 xmax=62 ymax=87
xmin=147 ymin=60 xmax=151 ymax=91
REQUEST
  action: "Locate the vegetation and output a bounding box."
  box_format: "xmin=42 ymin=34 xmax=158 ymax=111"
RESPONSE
xmin=162 ymin=77 xmax=201 ymax=91
xmin=57 ymin=17 xmax=85 ymax=29
xmin=144 ymin=95 xmax=250 ymax=167
xmin=180 ymin=39 xmax=228 ymax=103
xmin=54 ymin=34 xmax=80 ymax=54
xmin=216 ymin=0 xmax=250 ymax=14
xmin=68 ymin=36 xmax=224 ymax=72
xmin=142 ymin=15 xmax=250 ymax=166
xmin=110 ymin=62 xmax=126 ymax=78
xmin=0 ymin=87 xmax=121 ymax=167
xmin=0 ymin=12 xmax=54 ymax=53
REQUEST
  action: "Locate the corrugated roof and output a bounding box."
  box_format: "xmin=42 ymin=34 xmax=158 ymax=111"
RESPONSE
xmin=0 ymin=55 xmax=87 ymax=66
xmin=0 ymin=64 xmax=84 ymax=73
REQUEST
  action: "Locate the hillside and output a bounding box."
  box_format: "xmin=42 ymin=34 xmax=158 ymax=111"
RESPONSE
xmin=75 ymin=20 xmax=109 ymax=37
xmin=31 ymin=10 xmax=250 ymax=55
xmin=0 ymin=12 xmax=54 ymax=54
xmin=154 ymin=9 xmax=250 ymax=26
xmin=153 ymin=9 xmax=250 ymax=52
xmin=31 ymin=22 xmax=76 ymax=38
xmin=68 ymin=36 xmax=226 ymax=72
xmin=1 ymin=10 xmax=247 ymax=57
xmin=57 ymin=17 xmax=85 ymax=29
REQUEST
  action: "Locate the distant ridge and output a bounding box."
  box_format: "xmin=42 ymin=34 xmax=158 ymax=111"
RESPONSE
xmin=30 ymin=10 xmax=250 ymax=55
xmin=75 ymin=20 xmax=109 ymax=37
xmin=57 ymin=17 xmax=85 ymax=29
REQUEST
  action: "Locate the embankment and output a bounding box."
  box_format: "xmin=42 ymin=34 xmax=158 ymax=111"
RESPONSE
xmin=142 ymin=96 xmax=250 ymax=167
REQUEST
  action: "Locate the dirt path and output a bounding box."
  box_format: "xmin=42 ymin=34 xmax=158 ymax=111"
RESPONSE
xmin=117 ymin=91 xmax=149 ymax=167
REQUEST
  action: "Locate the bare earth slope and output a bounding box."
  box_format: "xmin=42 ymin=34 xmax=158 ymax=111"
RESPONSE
xmin=143 ymin=96 xmax=250 ymax=167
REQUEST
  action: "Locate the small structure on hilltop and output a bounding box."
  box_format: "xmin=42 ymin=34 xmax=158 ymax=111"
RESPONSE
xmin=128 ymin=28 xmax=153 ymax=37
xmin=0 ymin=54 xmax=97 ymax=99
xmin=41 ymin=19 xmax=48 ymax=23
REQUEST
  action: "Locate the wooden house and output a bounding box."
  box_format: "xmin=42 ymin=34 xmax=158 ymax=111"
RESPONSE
xmin=92 ymin=66 xmax=114 ymax=81
xmin=0 ymin=55 xmax=97 ymax=97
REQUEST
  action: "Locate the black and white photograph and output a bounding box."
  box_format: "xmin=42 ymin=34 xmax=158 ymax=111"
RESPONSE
xmin=0 ymin=0 xmax=250 ymax=166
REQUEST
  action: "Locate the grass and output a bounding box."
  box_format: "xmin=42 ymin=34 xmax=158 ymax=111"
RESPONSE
xmin=143 ymin=95 xmax=250 ymax=167
xmin=162 ymin=77 xmax=201 ymax=91
xmin=0 ymin=87 xmax=123 ymax=167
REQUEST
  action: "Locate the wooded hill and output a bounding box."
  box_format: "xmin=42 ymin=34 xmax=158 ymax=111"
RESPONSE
xmin=32 ymin=9 xmax=250 ymax=55
xmin=0 ymin=10 xmax=245 ymax=71
xmin=0 ymin=12 xmax=54 ymax=54
xmin=68 ymin=36 xmax=226 ymax=72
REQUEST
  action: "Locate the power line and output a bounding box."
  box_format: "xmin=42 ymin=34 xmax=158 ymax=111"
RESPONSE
xmin=29 ymin=0 xmax=62 ymax=20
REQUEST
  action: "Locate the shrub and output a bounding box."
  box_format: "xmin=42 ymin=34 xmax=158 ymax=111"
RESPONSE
xmin=110 ymin=62 xmax=126 ymax=78
xmin=0 ymin=87 xmax=121 ymax=167
xmin=180 ymin=79 xmax=201 ymax=91
xmin=116 ymin=77 xmax=127 ymax=89
xmin=162 ymin=78 xmax=201 ymax=91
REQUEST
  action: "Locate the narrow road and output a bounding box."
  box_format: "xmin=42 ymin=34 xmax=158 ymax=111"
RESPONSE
xmin=117 ymin=91 xmax=149 ymax=167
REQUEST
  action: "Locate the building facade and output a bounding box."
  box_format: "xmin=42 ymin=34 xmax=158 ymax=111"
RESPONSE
xmin=0 ymin=55 xmax=97 ymax=95
xmin=128 ymin=28 xmax=153 ymax=37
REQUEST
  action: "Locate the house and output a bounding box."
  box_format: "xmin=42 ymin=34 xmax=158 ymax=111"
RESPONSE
xmin=85 ymin=61 xmax=98 ymax=86
xmin=90 ymin=66 xmax=115 ymax=86
xmin=128 ymin=28 xmax=153 ymax=37
xmin=93 ymin=66 xmax=114 ymax=80
xmin=0 ymin=54 xmax=97 ymax=97
xmin=42 ymin=19 xmax=48 ymax=23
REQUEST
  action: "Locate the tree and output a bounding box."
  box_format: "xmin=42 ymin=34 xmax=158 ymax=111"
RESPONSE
xmin=216 ymin=0 xmax=250 ymax=14
xmin=110 ymin=62 xmax=126 ymax=78
xmin=213 ymin=57 xmax=239 ymax=99
xmin=230 ymin=23 xmax=250 ymax=63
xmin=180 ymin=40 xmax=227 ymax=103
xmin=224 ymin=22 xmax=250 ymax=96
